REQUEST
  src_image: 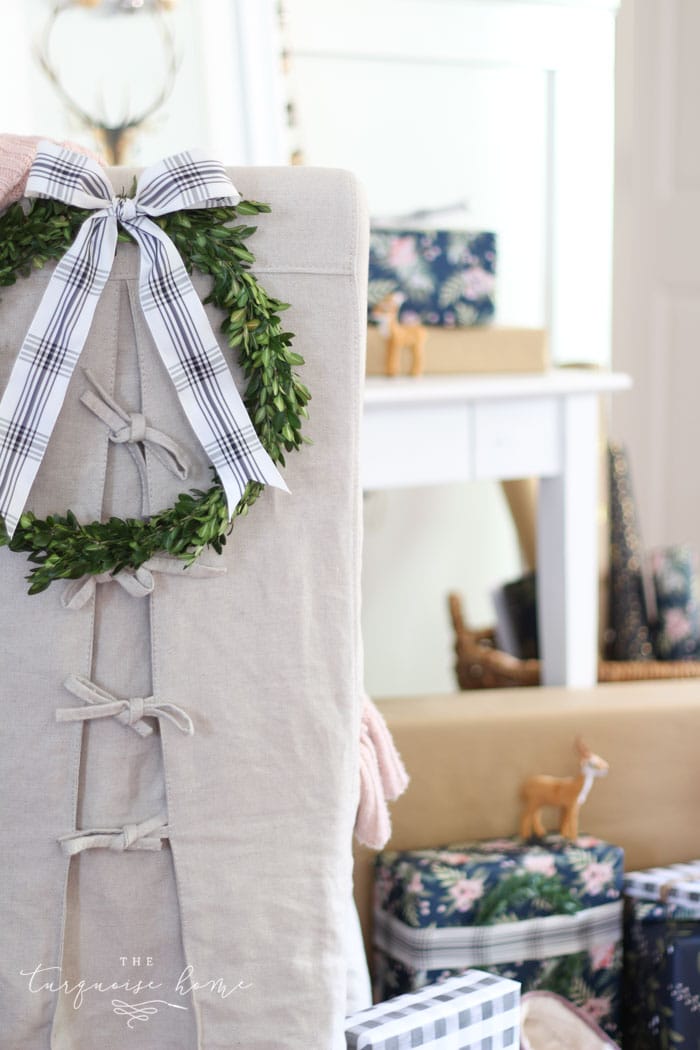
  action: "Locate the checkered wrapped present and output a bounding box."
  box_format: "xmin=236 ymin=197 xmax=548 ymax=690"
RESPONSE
xmin=374 ymin=835 xmax=623 ymax=1042
xmin=624 ymin=859 xmax=700 ymax=910
xmin=624 ymin=860 xmax=700 ymax=1047
xmin=345 ymin=970 xmax=520 ymax=1049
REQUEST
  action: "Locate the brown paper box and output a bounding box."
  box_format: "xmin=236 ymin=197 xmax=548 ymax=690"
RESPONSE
xmin=366 ymin=324 xmax=549 ymax=375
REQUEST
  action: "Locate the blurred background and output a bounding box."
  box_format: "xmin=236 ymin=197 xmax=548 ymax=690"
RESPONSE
xmin=0 ymin=0 xmax=687 ymax=700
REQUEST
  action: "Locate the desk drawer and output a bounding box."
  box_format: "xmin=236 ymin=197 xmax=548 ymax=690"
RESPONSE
xmin=473 ymin=396 xmax=560 ymax=479
xmin=361 ymin=403 xmax=471 ymax=489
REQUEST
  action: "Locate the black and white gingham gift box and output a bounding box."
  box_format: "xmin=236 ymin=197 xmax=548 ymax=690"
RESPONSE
xmin=624 ymin=859 xmax=700 ymax=911
xmin=345 ymin=969 xmax=520 ymax=1050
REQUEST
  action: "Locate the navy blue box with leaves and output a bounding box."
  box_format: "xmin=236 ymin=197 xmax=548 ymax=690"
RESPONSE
xmin=624 ymin=897 xmax=700 ymax=1049
xmin=374 ymin=835 xmax=624 ymax=1042
xmin=368 ymin=228 xmax=496 ymax=327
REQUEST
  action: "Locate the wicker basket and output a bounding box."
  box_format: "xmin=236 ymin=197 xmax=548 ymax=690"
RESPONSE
xmin=448 ymin=593 xmax=700 ymax=689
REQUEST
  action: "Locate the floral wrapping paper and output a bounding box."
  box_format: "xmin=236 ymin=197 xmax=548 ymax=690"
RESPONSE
xmin=649 ymin=544 xmax=700 ymax=659
xmin=373 ymin=836 xmax=624 ymax=1042
xmin=368 ymin=228 xmax=496 ymax=327
xmin=623 ymin=898 xmax=700 ymax=1049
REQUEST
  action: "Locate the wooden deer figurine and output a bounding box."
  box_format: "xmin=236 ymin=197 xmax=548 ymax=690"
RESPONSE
xmin=519 ymin=738 xmax=609 ymax=840
xmin=371 ymin=292 xmax=427 ymax=377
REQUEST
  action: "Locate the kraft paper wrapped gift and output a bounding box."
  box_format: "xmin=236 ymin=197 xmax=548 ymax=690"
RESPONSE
xmin=374 ymin=835 xmax=624 ymax=1043
xmin=345 ymin=970 xmax=520 ymax=1050
xmin=364 ymin=325 xmax=548 ymax=376
xmin=623 ymin=861 xmax=700 ymax=1048
xmin=368 ymin=228 xmax=496 ymax=327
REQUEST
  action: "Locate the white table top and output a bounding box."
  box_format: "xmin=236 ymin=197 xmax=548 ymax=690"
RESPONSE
xmin=363 ymin=369 xmax=632 ymax=406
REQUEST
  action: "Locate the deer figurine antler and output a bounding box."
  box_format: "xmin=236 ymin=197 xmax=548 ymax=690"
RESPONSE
xmin=519 ymin=738 xmax=609 ymax=840
xmin=36 ymin=1 xmax=180 ymax=165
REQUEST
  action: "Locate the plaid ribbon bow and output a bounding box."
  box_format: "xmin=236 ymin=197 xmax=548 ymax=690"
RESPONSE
xmin=0 ymin=141 xmax=287 ymax=537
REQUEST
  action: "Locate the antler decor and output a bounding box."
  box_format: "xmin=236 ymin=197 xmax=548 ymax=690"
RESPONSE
xmin=36 ymin=0 xmax=180 ymax=164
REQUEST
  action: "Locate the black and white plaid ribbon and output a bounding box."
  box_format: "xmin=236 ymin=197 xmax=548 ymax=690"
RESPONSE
xmin=373 ymin=900 xmax=622 ymax=971
xmin=0 ymin=141 xmax=287 ymax=536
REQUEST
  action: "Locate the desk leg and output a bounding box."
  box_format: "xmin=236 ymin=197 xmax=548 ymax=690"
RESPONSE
xmin=538 ymin=394 xmax=599 ymax=687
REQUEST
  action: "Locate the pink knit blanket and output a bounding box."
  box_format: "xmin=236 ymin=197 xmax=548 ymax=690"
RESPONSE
xmin=355 ymin=695 xmax=409 ymax=850
xmin=0 ymin=134 xmax=102 ymax=212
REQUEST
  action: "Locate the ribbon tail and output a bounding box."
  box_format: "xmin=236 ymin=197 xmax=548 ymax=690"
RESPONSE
xmin=210 ymin=430 xmax=289 ymax=516
xmin=125 ymin=214 xmax=289 ymax=518
xmin=0 ymin=212 xmax=116 ymax=536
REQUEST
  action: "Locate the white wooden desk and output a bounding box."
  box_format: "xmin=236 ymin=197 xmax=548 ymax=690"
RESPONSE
xmin=361 ymin=370 xmax=631 ymax=688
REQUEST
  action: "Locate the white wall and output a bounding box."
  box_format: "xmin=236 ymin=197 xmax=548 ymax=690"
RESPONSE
xmin=362 ymin=482 xmax=520 ymax=697
xmin=286 ymin=0 xmax=617 ymax=368
xmin=613 ymin=0 xmax=700 ymax=553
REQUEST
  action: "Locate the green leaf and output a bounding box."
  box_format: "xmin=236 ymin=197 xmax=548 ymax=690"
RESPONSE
xmin=0 ymin=193 xmax=307 ymax=595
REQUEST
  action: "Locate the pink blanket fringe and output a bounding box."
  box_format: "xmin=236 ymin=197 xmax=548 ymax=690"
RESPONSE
xmin=355 ymin=695 xmax=409 ymax=850
xmin=0 ymin=134 xmax=102 ymax=212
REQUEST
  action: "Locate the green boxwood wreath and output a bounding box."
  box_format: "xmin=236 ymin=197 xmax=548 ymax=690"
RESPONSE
xmin=0 ymin=196 xmax=310 ymax=594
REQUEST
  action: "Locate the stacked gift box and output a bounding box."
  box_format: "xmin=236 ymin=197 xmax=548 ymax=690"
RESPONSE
xmin=623 ymin=860 xmax=700 ymax=1048
xmin=345 ymin=969 xmax=520 ymax=1049
xmin=608 ymin=443 xmax=700 ymax=665
xmin=365 ymin=225 xmax=549 ymax=375
xmin=373 ymin=834 xmax=624 ymax=1043
xmin=368 ymin=228 xmax=497 ymax=329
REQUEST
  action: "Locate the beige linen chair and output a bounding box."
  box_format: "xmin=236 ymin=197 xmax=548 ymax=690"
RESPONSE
xmin=0 ymin=165 xmax=368 ymax=1050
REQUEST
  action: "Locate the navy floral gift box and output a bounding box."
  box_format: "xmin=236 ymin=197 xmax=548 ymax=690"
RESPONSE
xmin=373 ymin=835 xmax=624 ymax=1042
xmin=623 ymin=860 xmax=700 ymax=1048
xmin=368 ymin=228 xmax=497 ymax=327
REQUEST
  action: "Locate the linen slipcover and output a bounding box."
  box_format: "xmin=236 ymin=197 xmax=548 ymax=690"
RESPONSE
xmin=0 ymin=165 xmax=368 ymax=1050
